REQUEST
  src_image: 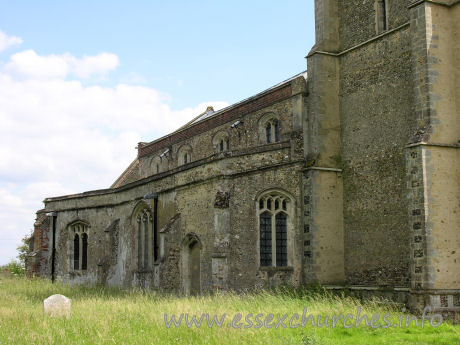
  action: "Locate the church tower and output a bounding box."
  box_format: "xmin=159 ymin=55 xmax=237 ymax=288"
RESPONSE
xmin=305 ymin=0 xmax=459 ymax=318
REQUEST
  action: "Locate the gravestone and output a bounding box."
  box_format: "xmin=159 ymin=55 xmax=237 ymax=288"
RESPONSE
xmin=43 ymin=294 xmax=71 ymax=317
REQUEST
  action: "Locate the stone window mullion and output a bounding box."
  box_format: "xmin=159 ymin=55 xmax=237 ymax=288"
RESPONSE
xmin=271 ymin=212 xmax=277 ymax=266
xmin=81 ymin=231 xmax=88 ymax=270
xmin=78 ymin=228 xmax=83 ymax=270
xmin=150 ymin=215 xmax=154 ymax=267
xmin=143 ymin=213 xmax=148 ymax=269
xmin=137 ymin=217 xmax=141 ymax=270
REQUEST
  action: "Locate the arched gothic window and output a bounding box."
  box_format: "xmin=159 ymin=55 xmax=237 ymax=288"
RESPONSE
xmin=178 ymin=145 xmax=192 ymax=166
xmin=257 ymin=191 xmax=291 ymax=267
xmin=151 ymin=155 xmax=168 ymax=175
xmin=212 ymin=131 xmax=230 ymax=153
xmin=259 ymin=114 xmax=281 ymax=144
xmin=135 ymin=207 xmax=157 ymax=270
xmin=70 ymin=221 xmax=89 ymax=271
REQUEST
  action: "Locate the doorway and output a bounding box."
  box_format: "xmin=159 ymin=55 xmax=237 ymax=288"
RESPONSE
xmin=189 ymin=241 xmax=200 ymax=295
xmin=181 ymin=233 xmax=201 ymax=295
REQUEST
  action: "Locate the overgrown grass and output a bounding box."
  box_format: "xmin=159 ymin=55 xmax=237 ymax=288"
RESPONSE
xmin=0 ymin=274 xmax=458 ymax=344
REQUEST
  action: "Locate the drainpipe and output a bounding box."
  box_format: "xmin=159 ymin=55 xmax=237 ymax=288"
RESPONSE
xmin=46 ymin=212 xmax=57 ymax=283
xmin=154 ymin=195 xmax=158 ymax=261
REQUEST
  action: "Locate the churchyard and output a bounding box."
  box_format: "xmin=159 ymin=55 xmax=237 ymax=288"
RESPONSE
xmin=0 ymin=272 xmax=458 ymax=344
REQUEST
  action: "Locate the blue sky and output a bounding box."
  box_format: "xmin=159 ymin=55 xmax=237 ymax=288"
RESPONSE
xmin=0 ymin=0 xmax=315 ymax=265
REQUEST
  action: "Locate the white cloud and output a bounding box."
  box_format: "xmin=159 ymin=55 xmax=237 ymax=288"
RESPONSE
xmin=5 ymin=50 xmax=69 ymax=79
xmin=5 ymin=50 xmax=119 ymax=79
xmin=72 ymin=52 xmax=119 ymax=78
xmin=0 ymin=48 xmax=228 ymax=265
xmin=0 ymin=30 xmax=22 ymax=52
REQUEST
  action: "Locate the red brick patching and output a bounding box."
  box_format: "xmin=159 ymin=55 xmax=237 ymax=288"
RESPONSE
xmin=138 ymin=84 xmax=292 ymax=158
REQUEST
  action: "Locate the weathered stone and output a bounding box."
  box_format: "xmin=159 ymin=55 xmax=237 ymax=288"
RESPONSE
xmin=214 ymin=191 xmax=230 ymax=209
xmin=26 ymin=0 xmax=459 ymax=318
xmin=43 ymin=294 xmax=71 ymax=317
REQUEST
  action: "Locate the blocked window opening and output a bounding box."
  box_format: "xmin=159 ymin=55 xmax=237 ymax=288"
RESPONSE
xmin=151 ymin=155 xmax=168 ymax=175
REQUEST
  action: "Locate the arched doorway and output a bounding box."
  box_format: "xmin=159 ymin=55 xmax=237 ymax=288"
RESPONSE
xmin=189 ymin=241 xmax=200 ymax=295
xmin=181 ymin=233 xmax=201 ymax=295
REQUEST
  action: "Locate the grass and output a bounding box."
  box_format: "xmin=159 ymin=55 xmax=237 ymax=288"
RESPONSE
xmin=0 ymin=274 xmax=458 ymax=344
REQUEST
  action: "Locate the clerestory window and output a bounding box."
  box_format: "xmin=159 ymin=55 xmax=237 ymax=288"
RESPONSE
xmin=212 ymin=131 xmax=230 ymax=153
xmin=178 ymin=145 xmax=192 ymax=166
xmin=264 ymin=119 xmax=280 ymax=144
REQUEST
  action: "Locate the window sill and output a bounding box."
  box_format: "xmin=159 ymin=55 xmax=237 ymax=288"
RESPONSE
xmin=259 ymin=266 xmax=294 ymax=272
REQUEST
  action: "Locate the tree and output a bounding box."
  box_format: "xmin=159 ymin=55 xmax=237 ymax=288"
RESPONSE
xmin=16 ymin=230 xmax=33 ymax=268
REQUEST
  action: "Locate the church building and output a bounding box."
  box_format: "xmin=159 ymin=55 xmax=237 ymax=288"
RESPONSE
xmin=28 ymin=0 xmax=459 ymax=318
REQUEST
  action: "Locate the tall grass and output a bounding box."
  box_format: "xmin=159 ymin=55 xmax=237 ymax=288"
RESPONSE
xmin=0 ymin=274 xmax=458 ymax=344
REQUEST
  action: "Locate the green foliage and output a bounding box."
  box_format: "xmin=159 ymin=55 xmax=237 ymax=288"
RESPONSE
xmin=302 ymin=332 xmax=323 ymax=345
xmin=1 ymin=259 xmax=25 ymax=276
xmin=16 ymin=230 xmax=33 ymax=266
